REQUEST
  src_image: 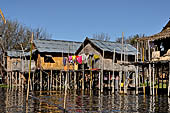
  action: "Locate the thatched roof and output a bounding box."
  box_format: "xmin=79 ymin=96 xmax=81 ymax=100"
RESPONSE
xmin=137 ymin=20 xmax=170 ymax=41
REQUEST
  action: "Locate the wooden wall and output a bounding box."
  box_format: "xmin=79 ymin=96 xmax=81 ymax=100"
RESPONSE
xmin=37 ymin=53 xmax=74 ymax=70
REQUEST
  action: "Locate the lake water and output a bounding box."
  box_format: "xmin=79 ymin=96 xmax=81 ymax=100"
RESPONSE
xmin=0 ymin=88 xmax=170 ymax=113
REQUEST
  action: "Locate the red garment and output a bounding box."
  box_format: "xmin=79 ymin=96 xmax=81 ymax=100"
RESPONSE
xmin=76 ymin=56 xmax=82 ymax=64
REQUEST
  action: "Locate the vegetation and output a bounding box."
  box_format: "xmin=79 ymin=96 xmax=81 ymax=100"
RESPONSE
xmin=93 ymin=33 xmax=110 ymax=41
xmin=115 ymin=34 xmax=145 ymax=47
xmin=0 ymin=19 xmax=51 ymax=76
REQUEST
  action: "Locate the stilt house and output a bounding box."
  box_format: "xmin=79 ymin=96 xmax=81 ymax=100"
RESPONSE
xmin=33 ymin=39 xmax=81 ymax=71
xmin=137 ymin=19 xmax=170 ymax=96
xmin=75 ymin=37 xmax=138 ymax=91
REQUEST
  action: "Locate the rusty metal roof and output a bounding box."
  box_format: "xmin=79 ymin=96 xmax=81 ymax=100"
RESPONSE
xmin=33 ymin=39 xmax=82 ymax=54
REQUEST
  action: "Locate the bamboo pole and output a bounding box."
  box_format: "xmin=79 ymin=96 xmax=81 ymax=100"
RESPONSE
xmin=26 ymin=32 xmax=33 ymax=101
xmin=112 ymin=49 xmax=115 ymax=94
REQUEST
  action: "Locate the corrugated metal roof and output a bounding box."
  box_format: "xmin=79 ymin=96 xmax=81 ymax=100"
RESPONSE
xmin=7 ymin=50 xmax=23 ymax=57
xmin=33 ymin=39 xmax=82 ymax=53
xmin=88 ymin=38 xmax=137 ymax=55
xmin=7 ymin=49 xmax=37 ymax=57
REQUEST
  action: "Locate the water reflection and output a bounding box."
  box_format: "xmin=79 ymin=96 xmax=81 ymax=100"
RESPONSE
xmin=0 ymin=88 xmax=170 ymax=113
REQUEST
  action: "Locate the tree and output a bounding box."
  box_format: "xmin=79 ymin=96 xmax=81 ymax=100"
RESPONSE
xmin=0 ymin=19 xmax=51 ymax=52
xmin=93 ymin=33 xmax=110 ymax=41
xmin=115 ymin=34 xmax=145 ymax=47
xmin=0 ymin=19 xmax=51 ymax=74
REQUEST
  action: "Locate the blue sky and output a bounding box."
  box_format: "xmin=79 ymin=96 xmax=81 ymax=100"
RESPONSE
xmin=1 ymin=0 xmax=170 ymax=42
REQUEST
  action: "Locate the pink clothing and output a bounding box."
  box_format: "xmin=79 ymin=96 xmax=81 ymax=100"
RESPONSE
xmin=76 ymin=56 xmax=82 ymax=64
xmin=69 ymin=56 xmax=72 ymax=61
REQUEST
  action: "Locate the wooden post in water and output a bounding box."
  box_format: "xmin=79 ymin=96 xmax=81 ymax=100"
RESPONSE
xmin=40 ymin=70 xmax=42 ymax=91
xmin=99 ymin=71 xmax=101 ymax=91
xmin=112 ymin=49 xmax=115 ymax=94
xmin=74 ymin=71 xmax=77 ymax=89
xmin=50 ymin=70 xmax=53 ymax=90
xmin=153 ymin=64 xmax=155 ymax=96
xmin=148 ymin=40 xmax=152 ymax=95
xmin=168 ymin=62 xmax=170 ymax=96
xmin=32 ymin=73 xmax=34 ymax=91
xmin=6 ymin=74 xmax=9 ymax=89
xmin=101 ymin=50 xmax=104 ymax=93
xmin=15 ymin=72 xmax=17 ymax=87
xmin=136 ymin=41 xmax=139 ymax=94
xmin=56 ymin=73 xmax=58 ymax=90
xmin=60 ymin=71 xmax=62 ymax=90
xmin=64 ymin=72 xmax=68 ymax=111
xmin=26 ymin=33 xmax=33 ymax=101
xmin=108 ymin=72 xmax=110 ymax=90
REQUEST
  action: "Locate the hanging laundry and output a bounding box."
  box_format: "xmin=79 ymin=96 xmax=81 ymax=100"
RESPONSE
xmin=76 ymin=55 xmax=82 ymax=64
xmin=94 ymin=54 xmax=100 ymax=60
xmin=69 ymin=56 xmax=72 ymax=61
xmin=63 ymin=57 xmax=67 ymax=66
xmin=69 ymin=56 xmax=73 ymax=63
xmin=72 ymin=55 xmax=76 ymax=62
xmin=64 ymin=66 xmax=67 ymax=71
xmin=81 ymin=54 xmax=86 ymax=64
xmin=74 ymin=63 xmax=78 ymax=70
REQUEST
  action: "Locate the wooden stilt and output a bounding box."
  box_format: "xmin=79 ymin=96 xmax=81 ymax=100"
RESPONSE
xmin=99 ymin=71 xmax=101 ymax=91
xmin=60 ymin=71 xmax=62 ymax=90
xmin=74 ymin=71 xmax=77 ymax=89
xmin=168 ymin=62 xmax=170 ymax=97
xmin=143 ymin=66 xmax=145 ymax=96
xmin=56 ymin=73 xmax=58 ymax=90
xmin=64 ymin=72 xmax=68 ymax=111
xmin=48 ymin=71 xmax=50 ymax=91
xmin=7 ymin=72 xmax=9 ymax=87
xmin=162 ymin=65 xmax=163 ymax=94
xmin=50 ymin=70 xmax=52 ymax=90
xmin=53 ymin=72 xmax=55 ymax=90
xmin=136 ymin=66 xmax=139 ymax=94
xmin=149 ymin=64 xmax=152 ymax=95
xmin=112 ymin=49 xmax=115 ymax=94
xmin=15 ymin=72 xmax=17 ymax=87
xmin=40 ymin=70 xmax=42 ymax=91
xmin=148 ymin=40 xmax=152 ymax=95
xmin=32 ymin=73 xmax=34 ymax=91
xmin=30 ymin=76 xmax=33 ymax=91
xmin=108 ymin=72 xmax=110 ymax=90
xmin=19 ymin=72 xmax=21 ymax=89
xmin=119 ymin=71 xmax=122 ymax=93
xmin=101 ymin=50 xmax=104 ymax=93
xmin=153 ymin=64 xmax=155 ymax=96
xmin=12 ymin=72 xmax=14 ymax=88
